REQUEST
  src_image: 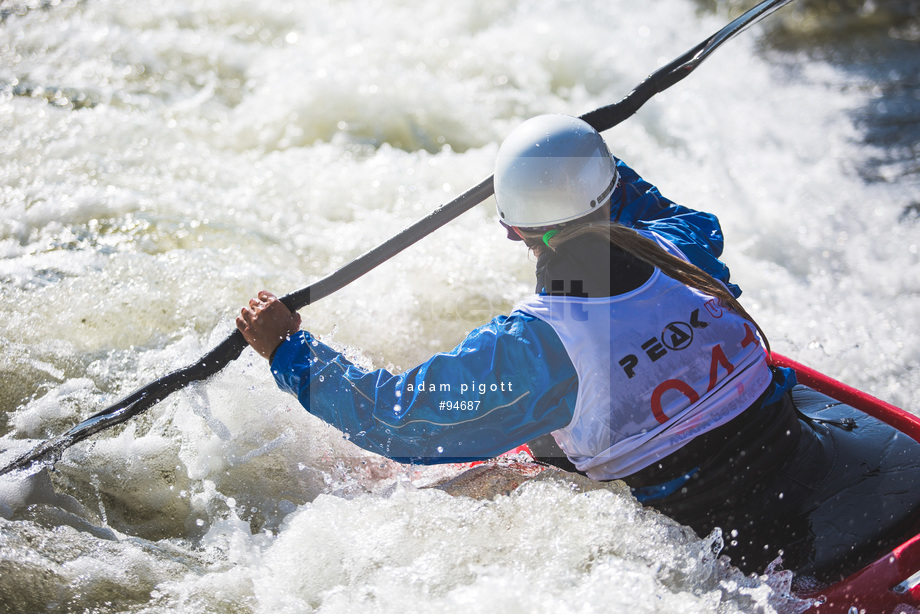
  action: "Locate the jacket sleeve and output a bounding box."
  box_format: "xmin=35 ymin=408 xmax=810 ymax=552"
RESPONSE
xmin=611 ymin=158 xmax=740 ymax=297
xmin=269 ymin=313 xmax=579 ymax=464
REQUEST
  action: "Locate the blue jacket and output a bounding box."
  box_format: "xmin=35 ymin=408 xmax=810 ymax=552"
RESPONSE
xmin=271 ymin=159 xmax=741 ymax=465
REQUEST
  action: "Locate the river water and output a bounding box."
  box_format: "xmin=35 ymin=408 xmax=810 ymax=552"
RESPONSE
xmin=1 ymin=0 xmax=918 ymax=612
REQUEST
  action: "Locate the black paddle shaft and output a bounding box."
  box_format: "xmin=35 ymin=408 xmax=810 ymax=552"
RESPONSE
xmin=0 ymin=0 xmax=794 ymax=477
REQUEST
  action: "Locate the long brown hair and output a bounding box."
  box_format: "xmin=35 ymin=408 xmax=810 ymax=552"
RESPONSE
xmin=517 ymin=221 xmax=771 ymax=355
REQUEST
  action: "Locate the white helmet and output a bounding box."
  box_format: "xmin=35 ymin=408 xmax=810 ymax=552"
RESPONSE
xmin=494 ymin=114 xmax=618 ymax=228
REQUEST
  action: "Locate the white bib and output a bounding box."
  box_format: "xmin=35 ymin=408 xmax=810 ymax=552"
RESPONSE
xmin=514 ymin=235 xmax=771 ymax=480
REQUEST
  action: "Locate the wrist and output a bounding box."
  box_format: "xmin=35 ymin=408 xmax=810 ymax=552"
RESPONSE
xmin=269 ymin=341 xmax=282 ymax=365
xmin=269 ymin=330 xmax=307 ymax=368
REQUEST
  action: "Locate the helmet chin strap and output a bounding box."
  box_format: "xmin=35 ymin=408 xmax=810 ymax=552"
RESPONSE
xmin=500 ymin=220 xmax=525 ymax=241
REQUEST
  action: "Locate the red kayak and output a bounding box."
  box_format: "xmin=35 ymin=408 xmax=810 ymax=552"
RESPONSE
xmin=769 ymin=354 xmax=920 ymax=613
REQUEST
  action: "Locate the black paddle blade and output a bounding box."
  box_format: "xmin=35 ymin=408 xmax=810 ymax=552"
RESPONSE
xmin=582 ymin=0 xmax=795 ymax=132
xmin=0 ymin=331 xmax=248 ymax=477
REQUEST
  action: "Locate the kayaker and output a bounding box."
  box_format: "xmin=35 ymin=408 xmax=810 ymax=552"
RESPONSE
xmin=237 ymin=114 xmax=920 ymax=584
